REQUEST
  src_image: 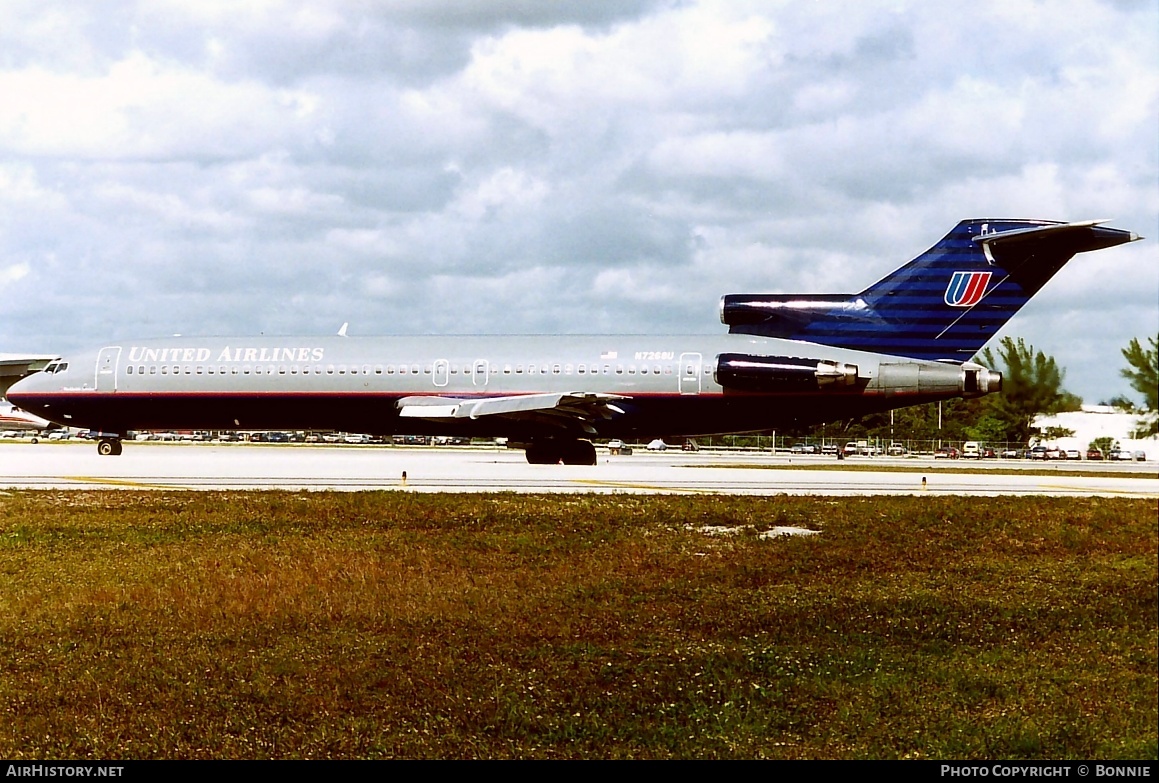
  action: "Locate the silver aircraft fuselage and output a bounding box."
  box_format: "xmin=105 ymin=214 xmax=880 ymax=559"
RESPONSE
xmin=7 ymin=332 xmax=991 ymax=442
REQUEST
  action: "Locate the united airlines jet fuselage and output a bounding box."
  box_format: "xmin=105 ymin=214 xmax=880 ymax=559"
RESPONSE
xmin=13 ymin=333 xmax=987 ymax=440
xmin=8 ymin=218 xmax=1139 ymax=463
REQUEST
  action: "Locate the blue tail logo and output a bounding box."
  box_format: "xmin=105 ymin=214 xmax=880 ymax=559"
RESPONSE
xmin=721 ymin=219 xmax=1140 ymax=362
xmin=944 ymin=271 xmax=992 ymax=307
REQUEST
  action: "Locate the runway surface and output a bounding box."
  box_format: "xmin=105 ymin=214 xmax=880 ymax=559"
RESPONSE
xmin=1 ymin=441 xmax=1156 ymax=496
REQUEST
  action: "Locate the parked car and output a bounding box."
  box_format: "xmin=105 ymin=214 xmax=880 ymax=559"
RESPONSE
xmin=1086 ymin=448 xmax=1104 ymax=461
xmin=1133 ymin=451 xmax=1147 ymax=462
xmin=962 ymin=441 xmax=981 ymax=458
xmin=934 ymin=447 xmax=959 ymax=459
xmin=1064 ymin=449 xmax=1081 ymax=460
xmin=646 ymin=439 xmax=668 ymax=451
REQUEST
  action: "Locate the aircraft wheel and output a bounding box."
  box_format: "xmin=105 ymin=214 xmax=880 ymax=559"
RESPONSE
xmin=97 ymin=438 xmax=122 ymax=456
xmin=525 ymin=444 xmax=562 ymax=465
xmin=561 ymin=439 xmax=597 ymax=466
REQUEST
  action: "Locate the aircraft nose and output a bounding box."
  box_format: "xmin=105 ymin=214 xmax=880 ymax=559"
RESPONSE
xmin=7 ymin=374 xmax=32 ymax=402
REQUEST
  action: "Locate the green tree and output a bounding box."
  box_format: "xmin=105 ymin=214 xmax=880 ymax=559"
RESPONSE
xmin=1120 ymin=335 xmax=1158 ymax=438
xmin=963 ymin=412 xmax=1011 ymax=444
xmin=1089 ymin=436 xmax=1114 ymax=457
xmin=1104 ymin=394 xmax=1136 ymax=413
xmin=977 ymin=336 xmax=1081 ymax=445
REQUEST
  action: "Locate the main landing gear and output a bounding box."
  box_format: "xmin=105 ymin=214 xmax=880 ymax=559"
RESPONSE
xmin=524 ymin=438 xmax=597 ymax=466
xmin=97 ymin=438 xmax=123 ymax=456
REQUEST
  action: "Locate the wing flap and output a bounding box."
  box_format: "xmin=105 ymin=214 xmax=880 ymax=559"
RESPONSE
xmin=397 ymin=392 xmax=629 ymax=429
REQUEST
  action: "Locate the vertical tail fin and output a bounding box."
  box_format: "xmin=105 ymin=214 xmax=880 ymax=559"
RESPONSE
xmin=721 ymin=219 xmax=1140 ymax=361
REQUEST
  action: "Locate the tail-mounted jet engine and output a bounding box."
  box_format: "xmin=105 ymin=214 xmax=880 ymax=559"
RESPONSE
xmin=871 ymin=361 xmax=1002 ymax=398
xmin=715 ymin=353 xmax=1001 ymax=400
xmin=714 ymin=353 xmax=859 ymax=393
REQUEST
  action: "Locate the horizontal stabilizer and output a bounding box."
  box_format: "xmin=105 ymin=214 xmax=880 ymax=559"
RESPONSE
xmin=973 ymin=218 xmax=1138 ymax=248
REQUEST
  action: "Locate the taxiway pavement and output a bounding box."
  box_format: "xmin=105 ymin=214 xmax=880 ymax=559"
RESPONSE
xmin=1 ymin=442 xmax=1156 ymax=496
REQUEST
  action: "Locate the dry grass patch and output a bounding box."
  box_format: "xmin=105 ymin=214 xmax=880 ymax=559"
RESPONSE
xmin=0 ymin=491 xmax=1154 ymax=759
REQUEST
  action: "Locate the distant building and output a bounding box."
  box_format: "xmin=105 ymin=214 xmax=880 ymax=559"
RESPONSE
xmin=1032 ymin=405 xmax=1156 ymax=459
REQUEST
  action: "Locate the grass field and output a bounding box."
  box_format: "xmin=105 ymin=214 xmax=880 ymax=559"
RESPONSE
xmin=0 ymin=491 xmax=1154 ymax=759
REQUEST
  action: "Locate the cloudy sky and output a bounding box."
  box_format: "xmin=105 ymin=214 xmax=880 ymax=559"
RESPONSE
xmin=1 ymin=0 xmax=1155 ymax=403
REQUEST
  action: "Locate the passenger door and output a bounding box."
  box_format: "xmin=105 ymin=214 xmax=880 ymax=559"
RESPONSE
xmin=679 ymin=352 xmax=702 ymax=395
xmin=95 ymin=346 xmax=122 ymax=392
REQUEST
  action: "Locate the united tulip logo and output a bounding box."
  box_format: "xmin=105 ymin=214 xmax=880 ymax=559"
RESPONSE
xmin=944 ymin=271 xmax=991 ymax=307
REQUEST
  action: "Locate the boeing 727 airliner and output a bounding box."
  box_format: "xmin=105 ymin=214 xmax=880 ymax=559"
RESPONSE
xmin=8 ymin=218 xmax=1140 ymax=464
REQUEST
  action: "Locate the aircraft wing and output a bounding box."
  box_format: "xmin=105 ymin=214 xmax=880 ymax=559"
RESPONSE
xmin=397 ymin=392 xmax=628 ymax=435
xmin=1 ymin=354 xmax=58 ymax=399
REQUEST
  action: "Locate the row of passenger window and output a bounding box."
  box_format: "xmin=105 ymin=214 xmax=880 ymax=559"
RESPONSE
xmin=124 ymin=362 xmax=715 ymax=377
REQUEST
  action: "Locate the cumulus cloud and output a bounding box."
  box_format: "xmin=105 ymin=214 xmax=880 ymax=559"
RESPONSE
xmin=0 ymin=0 xmax=1155 ymax=402
xmin=0 ymin=263 xmax=31 ymax=287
